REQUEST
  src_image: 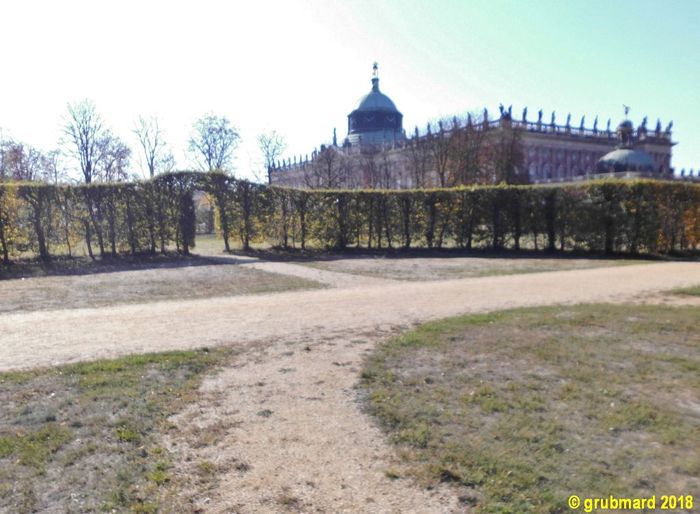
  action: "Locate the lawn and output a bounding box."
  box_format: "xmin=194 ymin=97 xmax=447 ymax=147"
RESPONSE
xmin=303 ymin=255 xmax=647 ymax=281
xmin=361 ymin=304 xmax=700 ymax=513
xmin=0 ymin=347 xmax=233 ymax=513
xmin=0 ymin=259 xmax=321 ymax=313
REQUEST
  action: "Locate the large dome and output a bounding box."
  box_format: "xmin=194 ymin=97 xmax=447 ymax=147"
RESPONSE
xmin=354 ymin=89 xmax=399 ymax=112
xmin=596 ymin=148 xmax=655 ymax=173
xmin=346 ymin=63 xmax=404 ymax=147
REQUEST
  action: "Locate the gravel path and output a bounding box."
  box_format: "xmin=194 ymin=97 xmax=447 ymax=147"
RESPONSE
xmin=2 ymin=260 xmax=699 ymax=513
xmin=1 ymin=262 xmax=698 ymax=372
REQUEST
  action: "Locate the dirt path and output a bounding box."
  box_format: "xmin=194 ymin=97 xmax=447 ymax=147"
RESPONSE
xmin=2 ymin=261 xmax=699 ymax=513
xmin=1 ymin=262 xmax=698 ymax=372
xmin=164 ymin=329 xmax=459 ymax=513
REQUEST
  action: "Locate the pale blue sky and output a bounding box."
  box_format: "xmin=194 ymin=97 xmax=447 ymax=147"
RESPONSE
xmin=1 ymin=0 xmax=698 ymax=179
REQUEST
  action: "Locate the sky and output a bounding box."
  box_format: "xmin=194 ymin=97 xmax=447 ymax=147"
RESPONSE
xmin=1 ymin=0 xmax=699 ymax=181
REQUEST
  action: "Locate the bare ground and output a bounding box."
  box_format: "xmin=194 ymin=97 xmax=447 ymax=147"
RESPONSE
xmin=1 ymin=258 xmax=700 ymax=513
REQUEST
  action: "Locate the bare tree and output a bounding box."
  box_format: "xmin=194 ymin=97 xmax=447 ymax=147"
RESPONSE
xmin=41 ymin=150 xmax=67 ymax=184
xmin=485 ymin=122 xmax=526 ymax=184
xmin=257 ymin=130 xmax=286 ymax=183
xmin=134 ymin=116 xmax=170 ymax=178
xmin=0 ymin=140 xmax=42 ymax=181
xmin=448 ymin=114 xmax=488 ymax=185
xmin=305 ymin=146 xmax=345 ymax=189
xmin=188 ymin=114 xmax=240 ymax=172
xmin=406 ymin=128 xmax=432 ymax=188
xmin=63 ymin=100 xmax=105 ymax=183
xmin=0 ymin=140 xmax=66 ymax=183
xmin=99 ymin=133 xmax=131 ymax=182
xmin=429 ymin=119 xmax=452 ymax=187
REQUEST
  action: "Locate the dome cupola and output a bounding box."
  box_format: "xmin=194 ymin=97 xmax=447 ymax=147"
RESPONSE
xmin=346 ymin=63 xmax=404 ymax=147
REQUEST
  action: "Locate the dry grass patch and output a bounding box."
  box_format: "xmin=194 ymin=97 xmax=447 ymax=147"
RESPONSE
xmin=303 ymin=255 xmax=645 ymax=281
xmin=361 ymin=304 xmax=700 ymax=513
xmin=0 ymin=260 xmax=321 ymax=313
xmin=0 ymin=347 xmax=234 ymax=513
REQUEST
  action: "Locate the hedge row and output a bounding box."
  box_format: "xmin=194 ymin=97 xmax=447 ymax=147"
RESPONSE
xmin=0 ymin=172 xmax=698 ymax=263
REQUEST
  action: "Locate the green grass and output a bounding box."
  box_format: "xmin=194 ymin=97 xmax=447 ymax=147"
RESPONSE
xmin=672 ymin=285 xmax=700 ymax=296
xmin=361 ymin=304 xmax=700 ymax=513
xmin=0 ymin=347 xmax=234 ymax=513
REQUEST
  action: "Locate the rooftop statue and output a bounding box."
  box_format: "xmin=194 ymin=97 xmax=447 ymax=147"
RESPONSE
xmin=593 ymin=116 xmax=599 ymax=131
xmin=537 ymin=109 xmax=543 ymax=123
xmin=522 ymin=107 xmax=528 ymax=122
xmin=551 ymin=111 xmax=556 ymax=125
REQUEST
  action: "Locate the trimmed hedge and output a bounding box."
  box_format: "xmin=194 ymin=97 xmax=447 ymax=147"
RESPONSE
xmin=0 ymin=172 xmax=698 ymax=263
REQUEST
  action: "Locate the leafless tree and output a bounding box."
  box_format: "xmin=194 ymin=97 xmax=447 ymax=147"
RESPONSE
xmin=0 ymin=140 xmax=41 ymax=181
xmin=63 ymin=100 xmax=105 ymax=183
xmin=188 ymin=114 xmax=240 ymax=172
xmin=428 ymin=119 xmax=453 ymax=187
xmin=134 ymin=116 xmax=170 ymax=178
xmin=99 ymin=133 xmax=131 ymax=182
xmin=448 ymin=114 xmax=488 ymax=185
xmin=483 ymin=122 xmax=526 ymax=184
xmin=305 ymin=146 xmax=346 ymax=189
xmin=41 ymin=150 xmax=67 ymax=184
xmin=406 ymin=128 xmax=432 ymax=188
xmin=257 ymin=130 xmax=286 ymax=183
xmin=0 ymin=139 xmax=64 ymax=182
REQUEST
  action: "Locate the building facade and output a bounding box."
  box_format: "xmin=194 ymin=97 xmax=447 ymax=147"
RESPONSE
xmin=270 ymin=65 xmax=680 ymax=189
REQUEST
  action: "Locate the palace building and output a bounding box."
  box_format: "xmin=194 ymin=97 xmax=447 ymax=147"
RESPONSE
xmin=270 ymin=64 xmax=679 ymax=189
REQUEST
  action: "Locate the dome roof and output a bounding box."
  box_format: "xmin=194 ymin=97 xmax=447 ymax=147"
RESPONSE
xmin=596 ymin=148 xmax=655 ymax=173
xmin=346 ymin=63 xmax=404 ymax=146
xmin=354 ymin=89 xmax=399 ymax=113
xmin=350 ymin=63 xmax=401 ymax=114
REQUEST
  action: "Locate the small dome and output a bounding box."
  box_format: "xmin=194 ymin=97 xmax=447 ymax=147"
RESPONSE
xmin=596 ymin=148 xmax=655 ymax=173
xmin=617 ymin=120 xmax=634 ymax=131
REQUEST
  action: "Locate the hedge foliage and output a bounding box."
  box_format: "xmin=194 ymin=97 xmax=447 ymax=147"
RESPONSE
xmin=0 ymin=171 xmax=698 ymax=263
